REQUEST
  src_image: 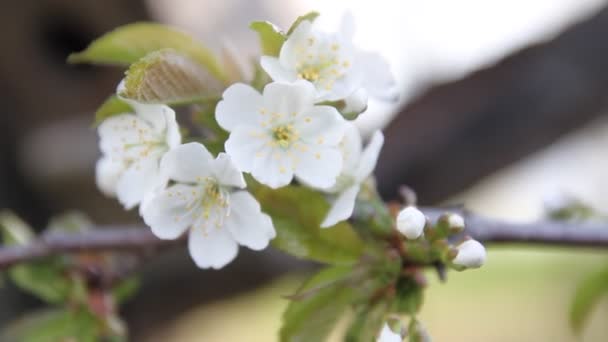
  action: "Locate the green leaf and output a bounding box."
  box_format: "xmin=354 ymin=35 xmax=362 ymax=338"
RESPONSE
xmin=287 ymin=11 xmax=320 ymax=36
xmin=250 ymin=21 xmax=286 ymax=56
xmin=0 ymin=308 xmax=100 ymax=342
xmin=280 ymin=267 xmax=359 ymax=342
xmin=120 ymin=49 xmax=224 ymax=104
xmin=0 ymin=210 xmax=35 ymax=245
xmin=9 ymin=260 xmax=73 ymax=304
xmin=251 ymin=62 xmax=272 ymax=91
xmin=68 ymin=22 xmax=226 ymax=82
xmin=570 ymin=266 xmax=608 ymax=334
xmin=253 ymin=185 xmax=364 ymax=264
xmin=345 ymin=300 xmax=390 ymax=342
xmin=93 ymin=95 xmax=133 ymax=126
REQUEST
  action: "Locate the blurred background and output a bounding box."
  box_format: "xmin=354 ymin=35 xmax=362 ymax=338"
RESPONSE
xmin=1 ymin=0 xmax=608 ymax=340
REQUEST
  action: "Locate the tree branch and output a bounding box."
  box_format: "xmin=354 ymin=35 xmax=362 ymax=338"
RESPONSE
xmin=0 ymin=213 xmax=607 ymax=270
xmin=422 ymin=208 xmax=608 ymax=248
xmin=0 ymin=225 xmax=183 ymax=270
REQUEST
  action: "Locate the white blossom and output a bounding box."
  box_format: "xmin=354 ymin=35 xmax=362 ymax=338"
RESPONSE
xmin=321 ymin=123 xmax=384 ymax=228
xmin=453 ymin=239 xmax=487 ymax=268
xmin=96 ymin=94 xmax=181 ymax=210
xmin=141 ymin=142 xmax=276 ymax=269
xmin=447 ymin=213 xmax=465 ymax=230
xmin=377 ymin=323 xmax=402 ymax=342
xmin=217 ymin=81 xmax=346 ymax=189
xmin=396 ymin=206 xmax=426 ymax=239
xmin=260 ymin=13 xmax=397 ymax=105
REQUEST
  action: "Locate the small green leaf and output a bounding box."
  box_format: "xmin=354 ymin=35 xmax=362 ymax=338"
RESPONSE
xmin=250 ymin=21 xmax=286 ymax=56
xmin=281 ymin=267 xmax=359 ymax=342
xmin=94 ymin=95 xmax=133 ymax=126
xmin=1 ymin=308 xmax=100 ymax=342
xmin=47 ymin=211 xmax=94 ymax=233
xmin=345 ymin=300 xmax=390 ymax=342
xmin=289 ymin=265 xmax=354 ymax=301
xmin=68 ymin=22 xmax=226 ymax=82
xmin=570 ymin=266 xmax=608 ymax=334
xmin=287 ymin=11 xmax=320 ymax=36
xmin=251 ymin=62 xmax=272 ymax=91
xmin=253 ymin=185 xmax=364 ymax=264
xmin=0 ymin=210 xmax=35 ymax=245
xmin=120 ymin=49 xmax=224 ymax=104
xmin=9 ymin=260 xmax=73 ymax=304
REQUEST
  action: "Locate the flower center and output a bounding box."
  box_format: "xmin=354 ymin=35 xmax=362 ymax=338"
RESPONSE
xmin=199 ymin=178 xmax=229 ymax=218
xmin=297 ymin=65 xmax=321 ymax=82
xmin=272 ymin=125 xmax=298 ymax=148
xmin=294 ymin=41 xmax=351 ymax=91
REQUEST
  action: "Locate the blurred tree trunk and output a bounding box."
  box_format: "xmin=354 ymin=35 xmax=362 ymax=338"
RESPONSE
xmin=377 ymin=6 xmax=608 ymax=204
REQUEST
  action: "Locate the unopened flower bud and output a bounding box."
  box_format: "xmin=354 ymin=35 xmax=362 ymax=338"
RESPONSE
xmin=396 ymin=206 xmax=426 ymax=239
xmin=377 ymin=323 xmax=402 ymax=342
xmin=448 ymin=213 xmax=465 ymax=232
xmin=453 ymin=239 xmax=486 ymax=268
xmin=342 ymin=88 xmax=369 ymax=119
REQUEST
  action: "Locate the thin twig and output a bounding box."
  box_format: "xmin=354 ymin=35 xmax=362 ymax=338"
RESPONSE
xmin=0 ymin=211 xmax=607 ymax=270
xmin=422 ymin=208 xmax=608 ymax=248
xmin=0 ymin=225 xmax=183 ymax=270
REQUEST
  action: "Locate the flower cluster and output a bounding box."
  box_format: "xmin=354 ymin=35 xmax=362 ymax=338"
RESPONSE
xmin=95 ymin=13 xmax=396 ymax=269
xmin=396 ymin=206 xmax=487 ymax=269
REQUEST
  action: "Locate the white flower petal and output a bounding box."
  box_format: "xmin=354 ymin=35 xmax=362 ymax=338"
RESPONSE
xmin=296 ymin=105 xmax=346 ymax=147
xmin=357 ymin=50 xmax=398 ymax=101
xmin=355 ymin=130 xmax=384 ymax=181
xmin=188 ymin=226 xmax=238 ymax=269
xmin=212 ymin=153 xmax=246 ymax=188
xmin=225 ymin=191 xmax=275 ymax=250
xmin=132 ymin=103 xmax=170 ymax=133
xmin=98 ymin=114 xmax=153 ymax=158
xmin=263 ymin=81 xmax=316 ymax=115
xmin=295 ymin=146 xmax=342 ymax=189
xmin=95 ymin=157 xmax=124 ymax=197
xmin=251 ymin=147 xmax=294 ymax=189
xmin=163 ymin=107 xmax=182 ymax=148
xmin=141 ymin=184 xmax=197 ymax=239
xmin=160 ymin=142 xmax=214 ymax=183
xmin=339 ymin=122 xmax=363 ymax=172
xmin=377 ymin=323 xmax=402 ymax=342
xmin=321 ymin=184 xmax=360 ymax=228
xmin=339 ymin=12 xmax=356 ymax=40
xmin=216 ymin=83 xmax=264 ymax=132
xmin=260 ymin=56 xmax=297 ymax=83
xmin=280 ymin=20 xmax=313 ymax=67
xmin=224 ymin=126 xmax=268 ymax=173
xmin=116 ymin=155 xmax=165 ymax=210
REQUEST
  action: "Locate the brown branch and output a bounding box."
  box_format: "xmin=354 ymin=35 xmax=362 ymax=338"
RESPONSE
xmin=422 ymin=208 xmax=608 ymax=248
xmin=0 ymin=211 xmax=607 ymax=270
xmin=0 ymin=225 xmax=183 ymax=270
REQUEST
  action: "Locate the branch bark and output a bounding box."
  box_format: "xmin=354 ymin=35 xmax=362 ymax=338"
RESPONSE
xmin=1 ymin=213 xmax=607 ymax=270
xmin=422 ymin=208 xmax=608 ymax=248
xmin=0 ymin=225 xmax=182 ymax=269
